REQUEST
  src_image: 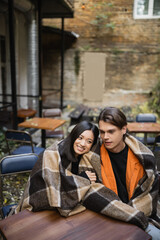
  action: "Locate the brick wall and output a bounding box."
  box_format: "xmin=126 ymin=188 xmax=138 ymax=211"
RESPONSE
xmin=43 ymin=0 xmax=160 ymax=107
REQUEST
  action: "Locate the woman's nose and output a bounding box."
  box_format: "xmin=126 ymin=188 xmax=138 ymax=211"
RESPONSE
xmin=80 ymin=139 xmax=86 ymax=146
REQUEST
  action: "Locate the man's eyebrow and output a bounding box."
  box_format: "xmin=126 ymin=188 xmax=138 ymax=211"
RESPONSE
xmin=99 ymin=128 xmax=116 ymax=132
xmin=99 ymin=129 xmax=104 ymax=132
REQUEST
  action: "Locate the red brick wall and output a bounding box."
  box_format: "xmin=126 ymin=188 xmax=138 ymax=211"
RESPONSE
xmin=42 ymin=0 xmax=160 ymax=107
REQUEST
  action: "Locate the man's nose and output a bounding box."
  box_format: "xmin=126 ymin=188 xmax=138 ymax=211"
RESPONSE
xmin=104 ymin=132 xmax=109 ymax=139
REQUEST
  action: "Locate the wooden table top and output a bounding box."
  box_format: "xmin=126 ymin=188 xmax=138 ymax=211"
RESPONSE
xmin=127 ymin=122 xmax=160 ymax=133
xmin=0 ymin=209 xmax=151 ymax=240
xmin=17 ymin=109 xmax=37 ymax=119
xmin=18 ymin=117 xmax=66 ymax=131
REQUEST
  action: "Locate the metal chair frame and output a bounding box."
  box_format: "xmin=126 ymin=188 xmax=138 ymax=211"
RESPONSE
xmin=5 ymin=129 xmax=44 ymax=155
xmin=0 ymin=153 xmax=38 ymax=218
xmin=43 ymin=108 xmax=64 ymax=139
xmin=152 ymin=134 xmax=160 ymax=152
xmin=135 ymin=113 xmax=157 ymax=146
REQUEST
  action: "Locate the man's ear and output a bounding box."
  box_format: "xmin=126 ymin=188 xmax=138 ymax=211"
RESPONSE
xmin=122 ymin=125 xmax=127 ymax=134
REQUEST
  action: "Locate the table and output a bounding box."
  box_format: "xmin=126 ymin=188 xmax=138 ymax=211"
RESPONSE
xmin=17 ymin=109 xmax=37 ymax=120
xmin=0 ymin=209 xmax=151 ymax=240
xmin=127 ymin=122 xmax=160 ymax=144
xmin=18 ymin=117 xmax=66 ymax=148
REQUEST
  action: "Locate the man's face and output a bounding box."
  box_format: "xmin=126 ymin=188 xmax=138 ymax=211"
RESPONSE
xmin=99 ymin=120 xmax=127 ymax=153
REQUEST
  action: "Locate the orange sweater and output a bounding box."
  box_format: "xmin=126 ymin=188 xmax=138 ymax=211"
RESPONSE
xmin=101 ymin=144 xmax=145 ymax=200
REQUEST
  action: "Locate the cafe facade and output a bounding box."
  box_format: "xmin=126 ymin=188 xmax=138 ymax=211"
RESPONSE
xmin=0 ymin=0 xmax=74 ymax=128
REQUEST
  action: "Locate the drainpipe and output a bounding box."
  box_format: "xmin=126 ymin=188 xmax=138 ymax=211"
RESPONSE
xmin=27 ymin=10 xmax=39 ymax=113
xmin=27 ymin=0 xmax=42 ymax=117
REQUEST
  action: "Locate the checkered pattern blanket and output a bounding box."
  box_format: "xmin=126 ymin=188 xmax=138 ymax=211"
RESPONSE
xmin=15 ymin=135 xmax=160 ymax=230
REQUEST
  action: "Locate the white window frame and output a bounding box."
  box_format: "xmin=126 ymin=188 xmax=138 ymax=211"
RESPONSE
xmin=133 ymin=0 xmax=160 ymax=19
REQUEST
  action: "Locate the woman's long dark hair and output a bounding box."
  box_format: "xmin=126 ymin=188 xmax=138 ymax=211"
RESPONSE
xmin=58 ymin=121 xmax=99 ymax=163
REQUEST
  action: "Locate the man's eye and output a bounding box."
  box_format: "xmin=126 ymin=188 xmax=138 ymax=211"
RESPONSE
xmin=109 ymin=130 xmax=115 ymax=134
xmin=100 ymin=131 xmax=104 ymax=134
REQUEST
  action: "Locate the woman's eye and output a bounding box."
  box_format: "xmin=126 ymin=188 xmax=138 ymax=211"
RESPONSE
xmin=87 ymin=140 xmax=93 ymax=144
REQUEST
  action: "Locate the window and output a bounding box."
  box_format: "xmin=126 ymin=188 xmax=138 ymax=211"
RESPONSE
xmin=134 ymin=0 xmax=160 ymax=19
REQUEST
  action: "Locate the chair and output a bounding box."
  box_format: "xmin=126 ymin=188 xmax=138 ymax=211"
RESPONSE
xmin=136 ymin=113 xmax=157 ymax=123
xmin=43 ymin=108 xmax=64 ymax=139
xmin=135 ymin=113 xmax=157 ymax=145
xmin=152 ymin=134 xmax=160 ymax=151
xmin=5 ymin=129 xmax=45 ymax=156
xmin=0 ymin=153 xmax=39 ymax=218
xmin=0 ymin=110 xmax=13 ymax=129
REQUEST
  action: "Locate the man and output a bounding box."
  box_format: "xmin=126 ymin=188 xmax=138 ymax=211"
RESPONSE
xmin=97 ymin=107 xmax=160 ymax=239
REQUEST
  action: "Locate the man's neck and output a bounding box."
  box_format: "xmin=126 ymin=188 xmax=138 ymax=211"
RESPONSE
xmin=107 ymin=142 xmax=126 ymax=153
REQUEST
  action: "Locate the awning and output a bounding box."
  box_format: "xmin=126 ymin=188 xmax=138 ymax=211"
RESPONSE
xmin=42 ymin=26 xmax=79 ymax=49
xmin=1 ymin=0 xmax=74 ymax=17
xmin=41 ymin=0 xmax=74 ymax=18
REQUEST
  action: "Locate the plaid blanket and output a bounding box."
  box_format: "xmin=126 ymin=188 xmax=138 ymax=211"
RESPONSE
xmin=15 ymin=135 xmax=160 ymax=230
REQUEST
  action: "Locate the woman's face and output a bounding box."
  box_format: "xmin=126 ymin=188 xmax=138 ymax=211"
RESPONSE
xmin=73 ymin=130 xmax=94 ymax=156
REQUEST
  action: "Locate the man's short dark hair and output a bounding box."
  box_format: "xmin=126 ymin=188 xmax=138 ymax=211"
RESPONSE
xmin=98 ymin=107 xmax=127 ymax=129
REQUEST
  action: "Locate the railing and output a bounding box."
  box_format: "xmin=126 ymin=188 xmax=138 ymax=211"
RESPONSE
xmin=0 ymin=102 xmax=13 ymax=110
xmin=0 ymin=94 xmax=40 ymax=129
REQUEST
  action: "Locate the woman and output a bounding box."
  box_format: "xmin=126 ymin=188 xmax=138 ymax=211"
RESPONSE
xmin=58 ymin=120 xmax=99 ymax=182
xmin=14 ymin=121 xmax=99 ymax=215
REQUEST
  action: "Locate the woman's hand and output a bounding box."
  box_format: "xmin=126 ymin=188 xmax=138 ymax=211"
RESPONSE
xmin=85 ymin=171 xmax=97 ymax=183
